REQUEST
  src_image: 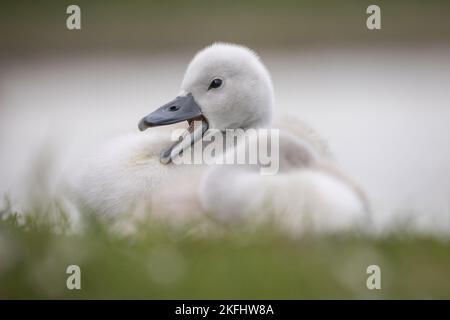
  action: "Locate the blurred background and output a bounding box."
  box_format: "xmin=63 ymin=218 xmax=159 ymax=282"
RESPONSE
xmin=1 ymin=0 xmax=450 ymax=231
xmin=1 ymin=0 xmax=450 ymax=299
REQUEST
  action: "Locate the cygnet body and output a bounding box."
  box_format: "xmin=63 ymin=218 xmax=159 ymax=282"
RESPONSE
xmin=71 ymin=43 xmax=369 ymax=234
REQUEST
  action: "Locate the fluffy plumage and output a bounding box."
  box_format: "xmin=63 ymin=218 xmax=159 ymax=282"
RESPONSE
xmin=70 ymin=42 xmax=369 ymax=234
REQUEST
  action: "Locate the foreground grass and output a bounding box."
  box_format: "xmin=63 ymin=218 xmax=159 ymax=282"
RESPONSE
xmin=0 ymin=206 xmax=450 ymax=299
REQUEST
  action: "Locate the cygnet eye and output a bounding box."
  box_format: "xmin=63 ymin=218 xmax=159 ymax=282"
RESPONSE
xmin=208 ymin=78 xmax=222 ymax=90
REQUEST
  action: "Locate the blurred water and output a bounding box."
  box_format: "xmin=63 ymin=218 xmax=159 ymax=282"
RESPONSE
xmin=1 ymin=46 xmax=449 ymax=234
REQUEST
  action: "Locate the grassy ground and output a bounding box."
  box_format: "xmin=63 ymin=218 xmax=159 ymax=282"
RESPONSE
xmin=1 ymin=201 xmax=450 ymax=300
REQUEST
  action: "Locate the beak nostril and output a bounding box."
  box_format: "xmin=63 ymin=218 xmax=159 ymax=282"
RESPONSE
xmin=168 ymin=105 xmax=180 ymax=112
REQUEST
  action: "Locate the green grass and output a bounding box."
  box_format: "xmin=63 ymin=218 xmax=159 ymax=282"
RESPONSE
xmin=1 ymin=200 xmax=450 ymax=299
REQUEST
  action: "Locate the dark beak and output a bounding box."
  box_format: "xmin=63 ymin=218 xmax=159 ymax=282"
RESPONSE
xmin=138 ymin=93 xmax=208 ymax=164
xmin=138 ymin=93 xmax=203 ymax=131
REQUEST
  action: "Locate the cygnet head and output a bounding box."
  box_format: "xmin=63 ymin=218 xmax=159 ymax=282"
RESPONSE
xmin=181 ymin=43 xmax=274 ymax=130
xmin=138 ymin=42 xmax=274 ymax=163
